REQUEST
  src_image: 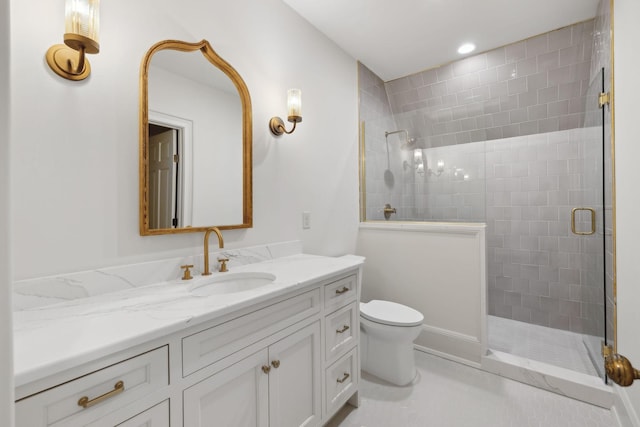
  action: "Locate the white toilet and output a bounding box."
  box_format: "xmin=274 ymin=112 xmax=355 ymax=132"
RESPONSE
xmin=359 ymin=299 xmax=424 ymax=386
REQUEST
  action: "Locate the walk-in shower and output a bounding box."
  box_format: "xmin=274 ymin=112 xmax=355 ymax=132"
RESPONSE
xmin=358 ymin=4 xmax=613 ymax=388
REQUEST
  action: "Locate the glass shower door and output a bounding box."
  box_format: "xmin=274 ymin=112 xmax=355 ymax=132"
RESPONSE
xmin=574 ymin=67 xmax=607 ymax=380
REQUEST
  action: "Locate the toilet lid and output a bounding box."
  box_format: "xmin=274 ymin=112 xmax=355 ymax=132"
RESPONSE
xmin=360 ymin=300 xmax=424 ymax=327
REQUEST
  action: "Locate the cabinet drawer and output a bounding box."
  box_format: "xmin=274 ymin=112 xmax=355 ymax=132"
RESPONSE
xmin=183 ymin=288 xmax=320 ymax=376
xmin=324 ymin=275 xmax=356 ymax=311
xmin=16 ymin=346 xmax=168 ymax=427
xmin=115 ymin=399 xmax=169 ymax=427
xmin=325 ymin=302 xmax=358 ymax=362
xmin=325 ymin=347 xmax=358 ymax=417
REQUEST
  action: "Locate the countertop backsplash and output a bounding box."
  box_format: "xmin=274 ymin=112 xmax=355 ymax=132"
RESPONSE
xmin=12 ymin=240 xmax=303 ymax=311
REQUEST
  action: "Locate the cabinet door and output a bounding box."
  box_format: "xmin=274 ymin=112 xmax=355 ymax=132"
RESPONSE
xmin=268 ymin=322 xmax=321 ymax=427
xmin=183 ymin=349 xmax=269 ymax=427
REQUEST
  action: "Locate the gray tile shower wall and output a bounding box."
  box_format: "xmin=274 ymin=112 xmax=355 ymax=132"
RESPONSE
xmin=485 ymin=129 xmax=604 ymax=336
xmin=359 ymin=63 xmax=413 ymax=220
xmin=385 ymin=20 xmax=594 ymax=147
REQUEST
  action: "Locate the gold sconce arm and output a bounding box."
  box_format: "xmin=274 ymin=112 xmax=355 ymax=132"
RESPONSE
xmin=269 ymin=116 xmax=300 ymax=135
xmin=605 ymin=353 xmax=640 ymax=387
xmin=46 ymin=39 xmax=95 ymax=81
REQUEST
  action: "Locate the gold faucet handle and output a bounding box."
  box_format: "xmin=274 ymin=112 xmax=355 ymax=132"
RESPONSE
xmin=217 ymin=258 xmax=229 ymax=272
xmin=180 ymin=264 xmax=194 ymax=280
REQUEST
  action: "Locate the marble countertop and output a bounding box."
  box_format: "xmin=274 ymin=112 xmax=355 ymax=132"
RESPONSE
xmin=13 ymin=253 xmax=364 ymax=388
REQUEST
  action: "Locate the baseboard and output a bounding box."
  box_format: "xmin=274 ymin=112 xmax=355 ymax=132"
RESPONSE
xmin=414 ymin=344 xmax=482 ymax=369
xmin=483 ymin=349 xmax=614 ymax=409
xmin=415 ymin=324 xmax=482 ymax=366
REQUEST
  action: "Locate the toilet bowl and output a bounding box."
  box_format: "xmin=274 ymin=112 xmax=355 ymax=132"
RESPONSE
xmin=360 ymin=300 xmax=424 ymax=386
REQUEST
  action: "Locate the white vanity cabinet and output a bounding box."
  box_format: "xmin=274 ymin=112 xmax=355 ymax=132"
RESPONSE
xmin=15 ymin=266 xmax=361 ymax=427
xmin=184 ymin=321 xmax=321 ymax=427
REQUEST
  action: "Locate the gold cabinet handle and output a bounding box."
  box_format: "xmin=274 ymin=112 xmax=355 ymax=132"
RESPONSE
xmin=271 ymin=360 xmax=280 ymax=369
xmin=261 ymin=365 xmax=271 ymax=374
xmin=336 ymin=373 xmax=350 ymax=384
xmin=77 ymin=381 xmax=125 ymax=409
xmin=336 ymin=325 xmax=350 ymax=334
xmin=571 ymin=207 xmax=596 ymax=235
xmin=335 ymin=287 xmax=350 ymax=295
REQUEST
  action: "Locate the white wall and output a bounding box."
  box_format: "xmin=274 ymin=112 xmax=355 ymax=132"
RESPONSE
xmin=9 ymin=0 xmax=360 ymax=281
xmin=356 ymin=223 xmax=486 ymax=365
xmin=613 ymin=0 xmax=640 ymax=423
xmin=1 ymin=0 xmax=13 ymax=423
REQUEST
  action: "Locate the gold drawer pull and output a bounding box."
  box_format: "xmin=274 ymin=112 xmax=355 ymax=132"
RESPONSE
xmin=337 ymin=372 xmax=350 ymax=383
xmin=336 ymin=325 xmax=350 ymax=334
xmin=77 ymin=381 xmax=124 ymax=409
xmin=271 ymin=360 xmax=281 ymax=369
xmin=262 ymin=365 xmax=271 ymax=374
xmin=335 ymin=286 xmax=350 ymax=295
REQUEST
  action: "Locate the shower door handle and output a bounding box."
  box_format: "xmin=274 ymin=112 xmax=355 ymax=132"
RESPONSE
xmin=571 ymin=207 xmax=596 ymax=235
xmin=606 ymin=353 xmax=640 ymax=387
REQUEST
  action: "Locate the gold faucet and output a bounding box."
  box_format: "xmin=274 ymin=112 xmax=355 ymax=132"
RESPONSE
xmin=202 ymin=227 xmax=224 ymax=276
xmin=180 ymin=264 xmax=194 ymax=280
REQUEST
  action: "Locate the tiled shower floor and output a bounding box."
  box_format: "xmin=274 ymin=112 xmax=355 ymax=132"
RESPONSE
xmin=488 ymin=315 xmax=600 ymax=376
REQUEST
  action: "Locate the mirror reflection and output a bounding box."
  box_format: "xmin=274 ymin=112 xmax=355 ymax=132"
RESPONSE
xmin=139 ymin=40 xmax=252 ymax=235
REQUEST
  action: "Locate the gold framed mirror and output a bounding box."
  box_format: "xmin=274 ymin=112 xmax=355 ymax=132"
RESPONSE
xmin=139 ymin=39 xmax=252 ymax=235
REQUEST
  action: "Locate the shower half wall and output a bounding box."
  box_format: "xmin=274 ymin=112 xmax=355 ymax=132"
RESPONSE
xmin=359 ymin=14 xmax=612 ymax=376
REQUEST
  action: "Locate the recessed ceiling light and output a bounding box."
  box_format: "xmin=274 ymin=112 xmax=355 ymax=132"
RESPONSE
xmin=457 ymin=43 xmax=476 ymax=55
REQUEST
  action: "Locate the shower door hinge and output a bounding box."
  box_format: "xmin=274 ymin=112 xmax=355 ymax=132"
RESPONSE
xmin=599 ymin=92 xmax=611 ymax=108
xmin=602 ymin=342 xmax=613 ymax=358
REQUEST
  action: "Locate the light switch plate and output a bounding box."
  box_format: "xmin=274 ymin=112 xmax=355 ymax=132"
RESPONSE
xmin=302 ymin=211 xmax=311 ymax=229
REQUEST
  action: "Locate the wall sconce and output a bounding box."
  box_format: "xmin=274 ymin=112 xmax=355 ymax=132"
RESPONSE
xmin=46 ymin=0 xmax=100 ymax=81
xmin=453 ymin=166 xmax=469 ymax=179
xmin=428 ymin=159 xmax=445 ymax=177
xmin=269 ymin=89 xmax=302 ymax=136
xmin=414 ymin=150 xmax=425 ymax=175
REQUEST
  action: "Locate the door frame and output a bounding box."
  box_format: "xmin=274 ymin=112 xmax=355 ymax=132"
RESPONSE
xmin=148 ymin=111 xmax=193 ymax=228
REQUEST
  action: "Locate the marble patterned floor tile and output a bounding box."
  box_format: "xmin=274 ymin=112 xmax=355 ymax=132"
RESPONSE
xmin=327 ymin=351 xmax=616 ymax=427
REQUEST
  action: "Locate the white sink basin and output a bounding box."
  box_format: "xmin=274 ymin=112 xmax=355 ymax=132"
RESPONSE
xmin=189 ymin=272 xmax=277 ymax=296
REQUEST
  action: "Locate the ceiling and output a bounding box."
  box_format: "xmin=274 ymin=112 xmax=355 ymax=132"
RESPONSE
xmin=283 ymin=0 xmax=600 ymax=82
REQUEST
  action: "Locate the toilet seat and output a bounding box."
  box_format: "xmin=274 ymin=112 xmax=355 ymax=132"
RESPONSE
xmin=360 ymin=300 xmax=424 ymax=327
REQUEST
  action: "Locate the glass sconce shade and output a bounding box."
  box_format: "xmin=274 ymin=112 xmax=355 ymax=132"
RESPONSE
xmin=64 ymin=0 xmax=100 ymax=54
xmin=287 ymin=89 xmax=302 ymax=122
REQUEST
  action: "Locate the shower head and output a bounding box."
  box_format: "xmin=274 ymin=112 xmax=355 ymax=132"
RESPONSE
xmin=385 ymin=129 xmax=416 ymax=149
xmin=385 ymin=129 xmax=408 ymax=140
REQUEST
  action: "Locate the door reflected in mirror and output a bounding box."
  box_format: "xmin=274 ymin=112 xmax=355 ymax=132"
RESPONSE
xmin=139 ymin=40 xmax=252 ymax=235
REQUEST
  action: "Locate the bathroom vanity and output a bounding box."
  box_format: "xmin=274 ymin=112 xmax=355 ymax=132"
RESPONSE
xmin=13 ymin=249 xmax=363 ymax=426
